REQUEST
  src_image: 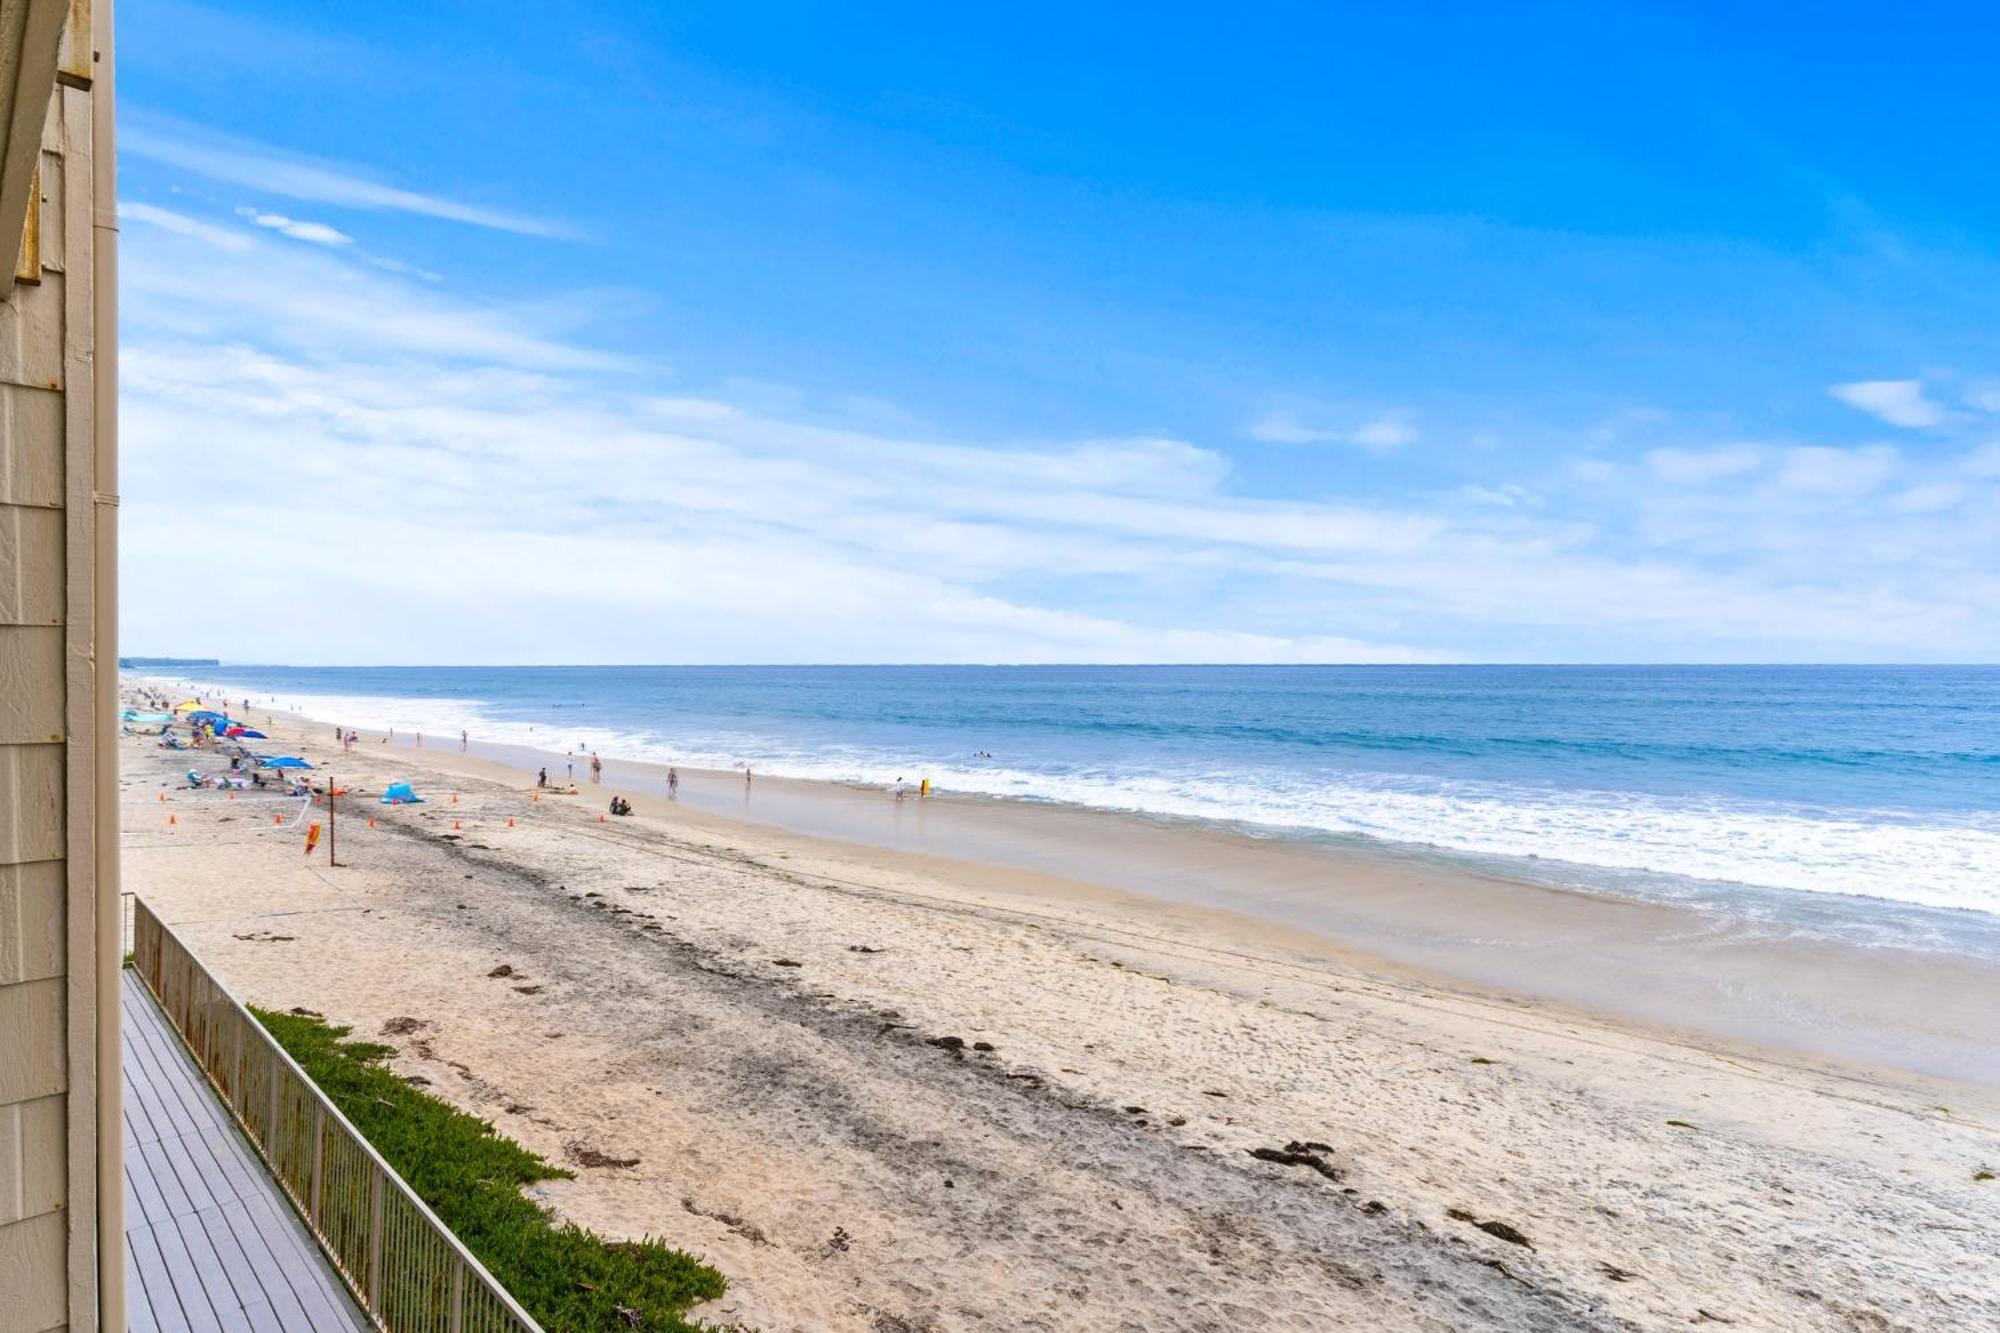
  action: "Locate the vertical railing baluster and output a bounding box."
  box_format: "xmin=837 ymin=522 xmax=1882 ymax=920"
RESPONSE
xmin=367 ymin=1167 xmax=384 ymax=1311
xmin=266 ymin=1046 xmax=281 ymax=1153
xmin=309 ymin=1103 xmax=325 ymax=1226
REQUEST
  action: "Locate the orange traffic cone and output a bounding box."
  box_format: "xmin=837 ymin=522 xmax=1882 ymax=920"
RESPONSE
xmin=227 ymin=792 xmax=235 ymax=801
xmin=367 ymin=817 xmax=376 ymax=829
xmin=452 ymin=794 xmax=460 ymax=804
xmin=273 ymin=814 xmax=282 ymax=825
xmin=506 ymin=816 xmax=515 ymax=828
xmin=157 ymin=792 xmax=165 ymax=803
xmin=167 ymin=814 xmax=177 ymax=826
xmin=452 ymin=819 xmax=461 ymax=831
xmin=598 ymin=813 xmax=607 ymax=823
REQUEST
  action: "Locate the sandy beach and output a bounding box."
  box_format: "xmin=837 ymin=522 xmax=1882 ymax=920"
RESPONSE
xmin=121 ymin=702 xmax=2000 ymax=1332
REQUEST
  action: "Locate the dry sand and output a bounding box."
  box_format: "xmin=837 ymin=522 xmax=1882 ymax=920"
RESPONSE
xmin=122 ymin=707 xmax=2000 ymax=1332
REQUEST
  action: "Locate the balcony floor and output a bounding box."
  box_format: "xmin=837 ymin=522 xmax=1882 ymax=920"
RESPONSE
xmin=122 ymin=971 xmax=369 ymax=1333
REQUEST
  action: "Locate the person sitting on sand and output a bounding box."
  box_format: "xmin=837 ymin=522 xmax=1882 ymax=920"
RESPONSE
xmin=609 ymin=795 xmax=632 ymax=816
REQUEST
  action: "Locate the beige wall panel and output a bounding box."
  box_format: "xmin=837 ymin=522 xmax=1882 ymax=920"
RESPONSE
xmin=0 ymin=861 xmax=61 ymax=984
xmin=0 ymin=976 xmax=63 ymax=1103
xmin=0 ymin=625 xmax=63 ymax=737
xmin=32 ymin=148 xmax=57 ymax=275
xmin=0 ymin=270 xmax=61 ymax=390
xmin=35 ymin=85 xmax=59 ymax=155
xmin=0 ymin=1207 xmax=67 ymax=1331
xmin=0 ymin=510 xmax=62 ymax=626
xmin=0 ymin=383 xmax=63 ymax=505
xmin=0 ymin=744 xmax=62 ymax=865
xmin=0 ymin=1092 xmax=64 ymax=1224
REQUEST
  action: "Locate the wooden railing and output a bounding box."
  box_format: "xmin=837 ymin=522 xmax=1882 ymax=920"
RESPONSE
xmin=129 ymin=896 xmax=544 ymax=1333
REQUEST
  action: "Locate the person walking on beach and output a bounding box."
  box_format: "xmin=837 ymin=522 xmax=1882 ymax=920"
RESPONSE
xmin=460 ymin=730 xmax=468 ymax=752
xmin=667 ymin=767 xmax=679 ymax=799
xmin=591 ymin=752 xmax=602 ymax=783
xmin=566 ymin=754 xmax=575 ymax=783
xmin=744 ymin=766 xmax=753 ymax=792
xmin=537 ymin=767 xmax=548 ymax=789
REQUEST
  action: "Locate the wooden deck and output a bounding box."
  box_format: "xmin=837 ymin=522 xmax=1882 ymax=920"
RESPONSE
xmin=122 ymin=971 xmax=370 ymax=1332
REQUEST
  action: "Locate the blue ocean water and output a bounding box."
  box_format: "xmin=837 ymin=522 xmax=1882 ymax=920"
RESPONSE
xmin=165 ymin=664 xmax=2000 ymax=940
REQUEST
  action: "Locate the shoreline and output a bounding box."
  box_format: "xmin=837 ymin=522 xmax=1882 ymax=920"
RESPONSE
xmin=120 ymin=693 xmax=2000 ymax=1331
xmin=188 ymin=686 xmax=2000 ymax=1088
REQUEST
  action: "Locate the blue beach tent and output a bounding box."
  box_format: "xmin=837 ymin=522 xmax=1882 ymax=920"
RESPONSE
xmin=380 ymin=782 xmax=424 ymax=805
xmin=260 ymin=756 xmax=312 ymax=770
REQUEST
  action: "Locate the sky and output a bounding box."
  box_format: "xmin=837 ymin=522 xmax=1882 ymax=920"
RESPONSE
xmin=117 ymin=1 xmax=2000 ymax=664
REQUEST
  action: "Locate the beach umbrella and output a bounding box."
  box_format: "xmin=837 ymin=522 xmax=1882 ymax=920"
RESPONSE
xmin=171 ymin=701 xmax=204 ymax=712
xmin=229 ymin=727 xmax=267 ymax=739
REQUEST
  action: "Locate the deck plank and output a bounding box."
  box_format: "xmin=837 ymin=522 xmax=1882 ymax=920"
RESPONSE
xmin=122 ymin=970 xmax=371 ymax=1333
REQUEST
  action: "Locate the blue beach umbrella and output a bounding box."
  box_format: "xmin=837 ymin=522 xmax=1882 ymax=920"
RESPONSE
xmin=260 ymin=756 xmax=313 ymax=769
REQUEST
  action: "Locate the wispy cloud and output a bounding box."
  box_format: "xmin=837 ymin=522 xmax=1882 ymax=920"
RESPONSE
xmin=120 ymin=201 xmax=254 ymax=251
xmin=121 ymin=203 xmax=626 ymax=371
xmin=236 ymin=207 xmax=351 ymax=247
xmin=1644 ymin=444 xmax=1765 ymax=485
xmin=124 ymin=116 xmax=576 ymax=239
xmin=114 ymin=182 xmax=2000 ymax=665
xmin=1828 ymin=378 xmax=1946 ymax=429
xmin=1246 ymin=409 xmax=1418 ymax=450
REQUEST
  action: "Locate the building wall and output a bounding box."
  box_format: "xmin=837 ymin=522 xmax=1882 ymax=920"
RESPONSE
xmin=0 ymin=3 xmax=110 ymax=1325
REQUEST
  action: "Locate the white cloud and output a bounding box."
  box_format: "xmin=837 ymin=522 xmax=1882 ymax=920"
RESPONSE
xmin=1775 ymin=444 xmax=1900 ymax=494
xmin=1828 ymin=378 xmax=1945 ymax=428
xmin=1887 ymin=483 xmax=1966 ymax=514
xmin=235 ymin=207 xmax=352 ymax=247
xmin=125 ymin=117 xmax=573 ymax=239
xmin=1644 ymin=445 xmax=1764 ymax=485
xmin=1457 ymin=483 xmax=1540 ymax=508
xmin=1246 ymin=409 xmax=1417 ymax=450
xmin=114 ymin=182 xmax=2000 ymax=665
xmin=120 ymin=201 xmax=254 ymax=252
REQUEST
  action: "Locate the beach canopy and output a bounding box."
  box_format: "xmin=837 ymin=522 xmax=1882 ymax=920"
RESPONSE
xmin=260 ymin=756 xmax=312 ymax=769
xmin=171 ymin=701 xmax=204 ymax=712
xmin=380 ymin=781 xmax=424 ymax=805
xmin=187 ymin=710 xmax=231 ymax=726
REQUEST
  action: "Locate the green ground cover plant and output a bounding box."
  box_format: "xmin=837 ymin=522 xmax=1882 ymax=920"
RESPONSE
xmin=255 ymin=1007 xmax=725 ymax=1332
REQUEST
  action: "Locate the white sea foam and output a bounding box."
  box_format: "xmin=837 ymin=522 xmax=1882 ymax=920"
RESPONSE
xmin=161 ymin=676 xmax=2000 ymax=921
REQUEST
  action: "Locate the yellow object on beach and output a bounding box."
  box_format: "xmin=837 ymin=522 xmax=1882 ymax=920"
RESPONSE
xmin=172 ymin=700 xmax=203 ymax=712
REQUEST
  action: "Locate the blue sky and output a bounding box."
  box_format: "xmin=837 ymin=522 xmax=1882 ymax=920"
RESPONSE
xmin=117 ymin=1 xmax=2000 ymax=662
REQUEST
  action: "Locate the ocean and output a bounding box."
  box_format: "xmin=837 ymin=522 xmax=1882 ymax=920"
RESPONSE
xmin=161 ymin=664 xmax=2000 ymax=956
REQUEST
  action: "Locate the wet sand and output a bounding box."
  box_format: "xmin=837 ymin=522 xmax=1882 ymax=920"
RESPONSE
xmin=315 ymin=719 xmax=2000 ymax=1087
xmin=121 ymin=702 xmax=2000 ymax=1331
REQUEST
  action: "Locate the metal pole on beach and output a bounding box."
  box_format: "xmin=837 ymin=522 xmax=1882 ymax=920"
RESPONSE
xmin=327 ymin=773 xmax=337 ymax=867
